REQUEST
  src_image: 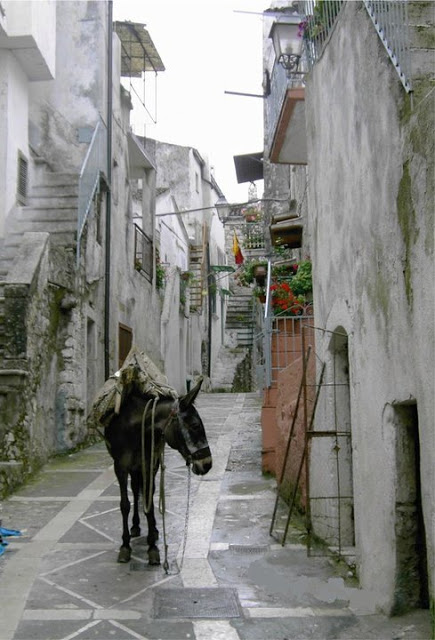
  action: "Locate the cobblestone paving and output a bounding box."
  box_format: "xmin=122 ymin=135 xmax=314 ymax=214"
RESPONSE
xmin=0 ymin=392 xmax=431 ymax=640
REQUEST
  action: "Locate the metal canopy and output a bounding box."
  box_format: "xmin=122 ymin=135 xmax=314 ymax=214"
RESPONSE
xmin=114 ymin=21 xmax=165 ymax=77
xmin=233 ymin=152 xmax=264 ymax=184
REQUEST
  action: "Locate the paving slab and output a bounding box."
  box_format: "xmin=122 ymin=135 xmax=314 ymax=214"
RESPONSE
xmin=0 ymin=391 xmax=432 ymax=640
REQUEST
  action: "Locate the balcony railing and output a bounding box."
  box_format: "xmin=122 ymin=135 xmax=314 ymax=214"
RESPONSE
xmin=363 ymin=0 xmax=412 ymax=92
xmin=244 ymin=223 xmax=265 ymax=251
xmin=299 ymin=0 xmax=344 ymax=69
xmin=300 ymin=0 xmax=411 ymax=91
xmin=77 ymin=120 xmax=107 ymax=266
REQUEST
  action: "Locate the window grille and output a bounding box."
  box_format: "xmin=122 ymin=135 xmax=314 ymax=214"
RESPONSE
xmin=17 ymin=152 xmax=28 ymax=204
xmin=134 ymin=223 xmax=153 ymax=282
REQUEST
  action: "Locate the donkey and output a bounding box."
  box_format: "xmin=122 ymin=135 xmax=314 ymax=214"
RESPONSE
xmin=104 ymin=377 xmax=212 ymax=565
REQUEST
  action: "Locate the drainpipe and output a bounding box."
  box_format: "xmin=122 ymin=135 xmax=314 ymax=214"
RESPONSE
xmin=104 ymin=0 xmax=113 ymax=380
xmin=206 ymin=243 xmax=212 ymax=379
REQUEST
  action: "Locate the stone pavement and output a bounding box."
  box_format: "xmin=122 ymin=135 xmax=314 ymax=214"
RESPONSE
xmin=0 ymin=392 xmax=431 ymax=640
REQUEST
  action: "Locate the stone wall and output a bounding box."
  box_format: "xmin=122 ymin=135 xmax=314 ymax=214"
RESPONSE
xmin=0 ymin=234 xmax=92 ymax=497
xmin=305 ymin=0 xmax=434 ymax=613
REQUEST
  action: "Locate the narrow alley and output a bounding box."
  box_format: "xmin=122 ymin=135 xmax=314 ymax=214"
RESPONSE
xmin=0 ymin=392 xmax=431 ymax=640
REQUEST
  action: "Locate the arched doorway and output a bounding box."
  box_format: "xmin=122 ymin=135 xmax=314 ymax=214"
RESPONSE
xmin=309 ymin=326 xmax=355 ymax=554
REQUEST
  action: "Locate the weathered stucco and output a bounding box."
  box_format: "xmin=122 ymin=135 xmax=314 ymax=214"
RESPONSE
xmin=305 ymin=1 xmax=434 ymax=614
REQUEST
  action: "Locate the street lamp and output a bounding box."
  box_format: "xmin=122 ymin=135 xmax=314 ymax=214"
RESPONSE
xmin=215 ymin=196 xmax=230 ymax=223
xmin=269 ymin=15 xmax=303 ymax=76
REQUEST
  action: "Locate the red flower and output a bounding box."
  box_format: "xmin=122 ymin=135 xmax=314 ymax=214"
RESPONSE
xmin=269 ymin=281 xmax=303 ymax=315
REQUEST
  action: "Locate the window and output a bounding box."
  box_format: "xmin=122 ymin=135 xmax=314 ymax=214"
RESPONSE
xmin=17 ymin=151 xmax=28 ymax=205
xmin=134 ymin=223 xmax=153 ymax=282
xmin=118 ymin=324 xmax=133 ymax=369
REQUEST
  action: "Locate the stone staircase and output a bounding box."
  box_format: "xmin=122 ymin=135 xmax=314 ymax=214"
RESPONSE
xmin=211 ymin=289 xmax=255 ymax=391
xmin=225 ymin=290 xmax=254 ymax=347
xmin=189 ymin=245 xmax=204 ymax=312
xmin=0 ymin=173 xmax=79 ymax=280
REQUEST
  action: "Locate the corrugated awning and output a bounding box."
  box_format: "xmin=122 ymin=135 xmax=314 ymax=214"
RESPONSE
xmin=114 ymin=21 xmax=165 ymax=77
xmin=233 ymin=152 xmax=264 ymax=184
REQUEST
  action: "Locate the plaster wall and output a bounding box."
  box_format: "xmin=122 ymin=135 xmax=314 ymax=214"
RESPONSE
xmin=0 ymin=51 xmax=28 ymax=236
xmin=107 ymin=49 xmax=162 ymax=374
xmin=157 ymin=191 xmax=189 ymax=270
xmin=305 ymin=1 xmax=434 ymax=611
xmin=28 ymin=0 xmax=107 ymax=172
xmin=153 ymin=141 xmax=227 ymax=386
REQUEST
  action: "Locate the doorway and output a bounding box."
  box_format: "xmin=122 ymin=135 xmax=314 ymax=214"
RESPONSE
xmin=392 ymin=403 xmax=429 ymax=614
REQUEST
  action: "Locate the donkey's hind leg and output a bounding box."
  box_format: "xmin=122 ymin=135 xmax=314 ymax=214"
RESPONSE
xmin=115 ymin=464 xmax=132 ymax=563
xmin=130 ymin=470 xmax=141 ymax=538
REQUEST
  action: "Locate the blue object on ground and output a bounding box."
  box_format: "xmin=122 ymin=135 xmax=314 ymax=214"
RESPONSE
xmin=0 ymin=526 xmax=21 ymax=557
xmin=0 ymin=527 xmax=21 ymax=537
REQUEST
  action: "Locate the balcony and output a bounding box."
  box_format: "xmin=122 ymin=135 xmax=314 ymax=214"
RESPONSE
xmin=269 ymin=210 xmax=303 ymax=249
xmin=265 ymin=34 xmax=307 ymax=166
xmin=0 ymin=0 xmax=55 ymax=80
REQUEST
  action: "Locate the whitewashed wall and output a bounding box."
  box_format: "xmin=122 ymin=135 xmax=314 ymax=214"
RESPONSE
xmin=305 ymin=1 xmax=434 ymax=613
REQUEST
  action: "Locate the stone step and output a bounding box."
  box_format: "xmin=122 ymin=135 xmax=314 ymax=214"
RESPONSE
xmin=408 ymin=1 xmax=434 ymax=26
xmin=409 ymin=47 xmax=435 ymax=78
xmin=17 ymin=208 xmax=78 ymax=223
xmin=34 ymin=172 xmax=79 ymax=186
xmin=227 ymin=304 xmax=252 ymax=315
xmin=408 ymin=23 xmax=434 ymax=49
xmin=23 ymin=196 xmax=78 ymax=210
xmin=31 ymin=183 xmax=79 ymax=198
xmin=13 ymin=219 xmax=77 ymax=234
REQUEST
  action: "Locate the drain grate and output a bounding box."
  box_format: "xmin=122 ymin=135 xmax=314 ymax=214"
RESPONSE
xmin=153 ymin=587 xmax=241 ymax=619
xmin=229 ymin=544 xmax=268 ymax=554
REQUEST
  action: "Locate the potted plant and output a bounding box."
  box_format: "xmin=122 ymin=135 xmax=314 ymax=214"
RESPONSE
xmin=253 ymin=286 xmax=266 ymax=304
xmin=236 ymin=259 xmax=267 ymax=287
xmin=241 ymin=203 xmax=262 ymax=223
xmin=288 ymin=260 xmax=312 ymax=297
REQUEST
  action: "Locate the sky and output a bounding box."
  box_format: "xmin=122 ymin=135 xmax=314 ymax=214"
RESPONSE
xmin=113 ymin=0 xmax=269 ymax=203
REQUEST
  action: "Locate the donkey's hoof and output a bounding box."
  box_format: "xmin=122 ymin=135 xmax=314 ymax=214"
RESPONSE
xmin=130 ymin=526 xmax=141 ymax=538
xmin=117 ymin=547 xmax=131 ymax=563
xmin=148 ymin=547 xmax=160 ymax=566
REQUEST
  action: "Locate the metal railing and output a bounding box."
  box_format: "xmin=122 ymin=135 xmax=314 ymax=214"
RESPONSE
xmin=299 ymin=0 xmax=411 ymax=91
xmin=134 ymin=224 xmax=153 ymax=282
xmin=77 ymin=120 xmax=107 ymax=266
xmin=256 ymin=260 xmax=314 ymax=389
xmin=298 ymin=0 xmax=345 ymax=68
xmin=363 ymin=0 xmax=412 ymax=92
xmin=244 ymin=223 xmax=265 ymax=250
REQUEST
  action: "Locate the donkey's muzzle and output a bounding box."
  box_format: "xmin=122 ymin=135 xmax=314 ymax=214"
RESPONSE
xmin=190 ymin=446 xmax=212 ymax=476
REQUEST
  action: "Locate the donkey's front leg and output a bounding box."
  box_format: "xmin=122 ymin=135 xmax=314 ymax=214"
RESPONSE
xmin=130 ymin=470 xmax=141 ymax=538
xmin=115 ymin=465 xmax=132 ymax=563
xmin=145 ymin=471 xmax=160 ymax=565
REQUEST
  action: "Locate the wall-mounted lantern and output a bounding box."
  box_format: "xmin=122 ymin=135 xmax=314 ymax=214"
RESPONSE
xmin=269 ymin=15 xmax=303 ymax=76
xmin=215 ymin=196 xmax=230 ymax=223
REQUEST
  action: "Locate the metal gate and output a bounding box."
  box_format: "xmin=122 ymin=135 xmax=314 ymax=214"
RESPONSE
xmin=269 ymin=324 xmax=355 ymax=560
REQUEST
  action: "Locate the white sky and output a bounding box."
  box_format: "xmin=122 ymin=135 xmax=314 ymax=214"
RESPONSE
xmin=113 ymin=0 xmax=269 ymax=203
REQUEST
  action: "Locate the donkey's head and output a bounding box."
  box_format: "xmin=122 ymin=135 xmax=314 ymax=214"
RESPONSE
xmin=165 ymin=378 xmax=212 ymax=476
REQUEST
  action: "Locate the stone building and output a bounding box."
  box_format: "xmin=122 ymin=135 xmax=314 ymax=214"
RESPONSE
xmin=262 ymin=0 xmax=433 ymax=618
xmin=0 ymin=1 xmax=227 ymax=495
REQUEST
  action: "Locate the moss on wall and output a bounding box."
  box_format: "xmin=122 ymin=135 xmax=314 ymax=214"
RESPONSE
xmin=396 ymin=161 xmax=417 ymax=307
xmin=232 ymin=350 xmax=253 ymax=392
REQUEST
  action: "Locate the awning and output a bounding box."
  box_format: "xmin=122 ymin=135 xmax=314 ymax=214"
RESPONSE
xmin=233 ymin=152 xmax=264 ymax=184
xmin=128 ymin=132 xmax=155 ymax=178
xmin=114 ymin=21 xmax=165 ymax=77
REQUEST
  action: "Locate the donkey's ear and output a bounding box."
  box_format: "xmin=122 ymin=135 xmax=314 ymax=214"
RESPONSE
xmin=179 ymin=376 xmax=203 ymax=408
